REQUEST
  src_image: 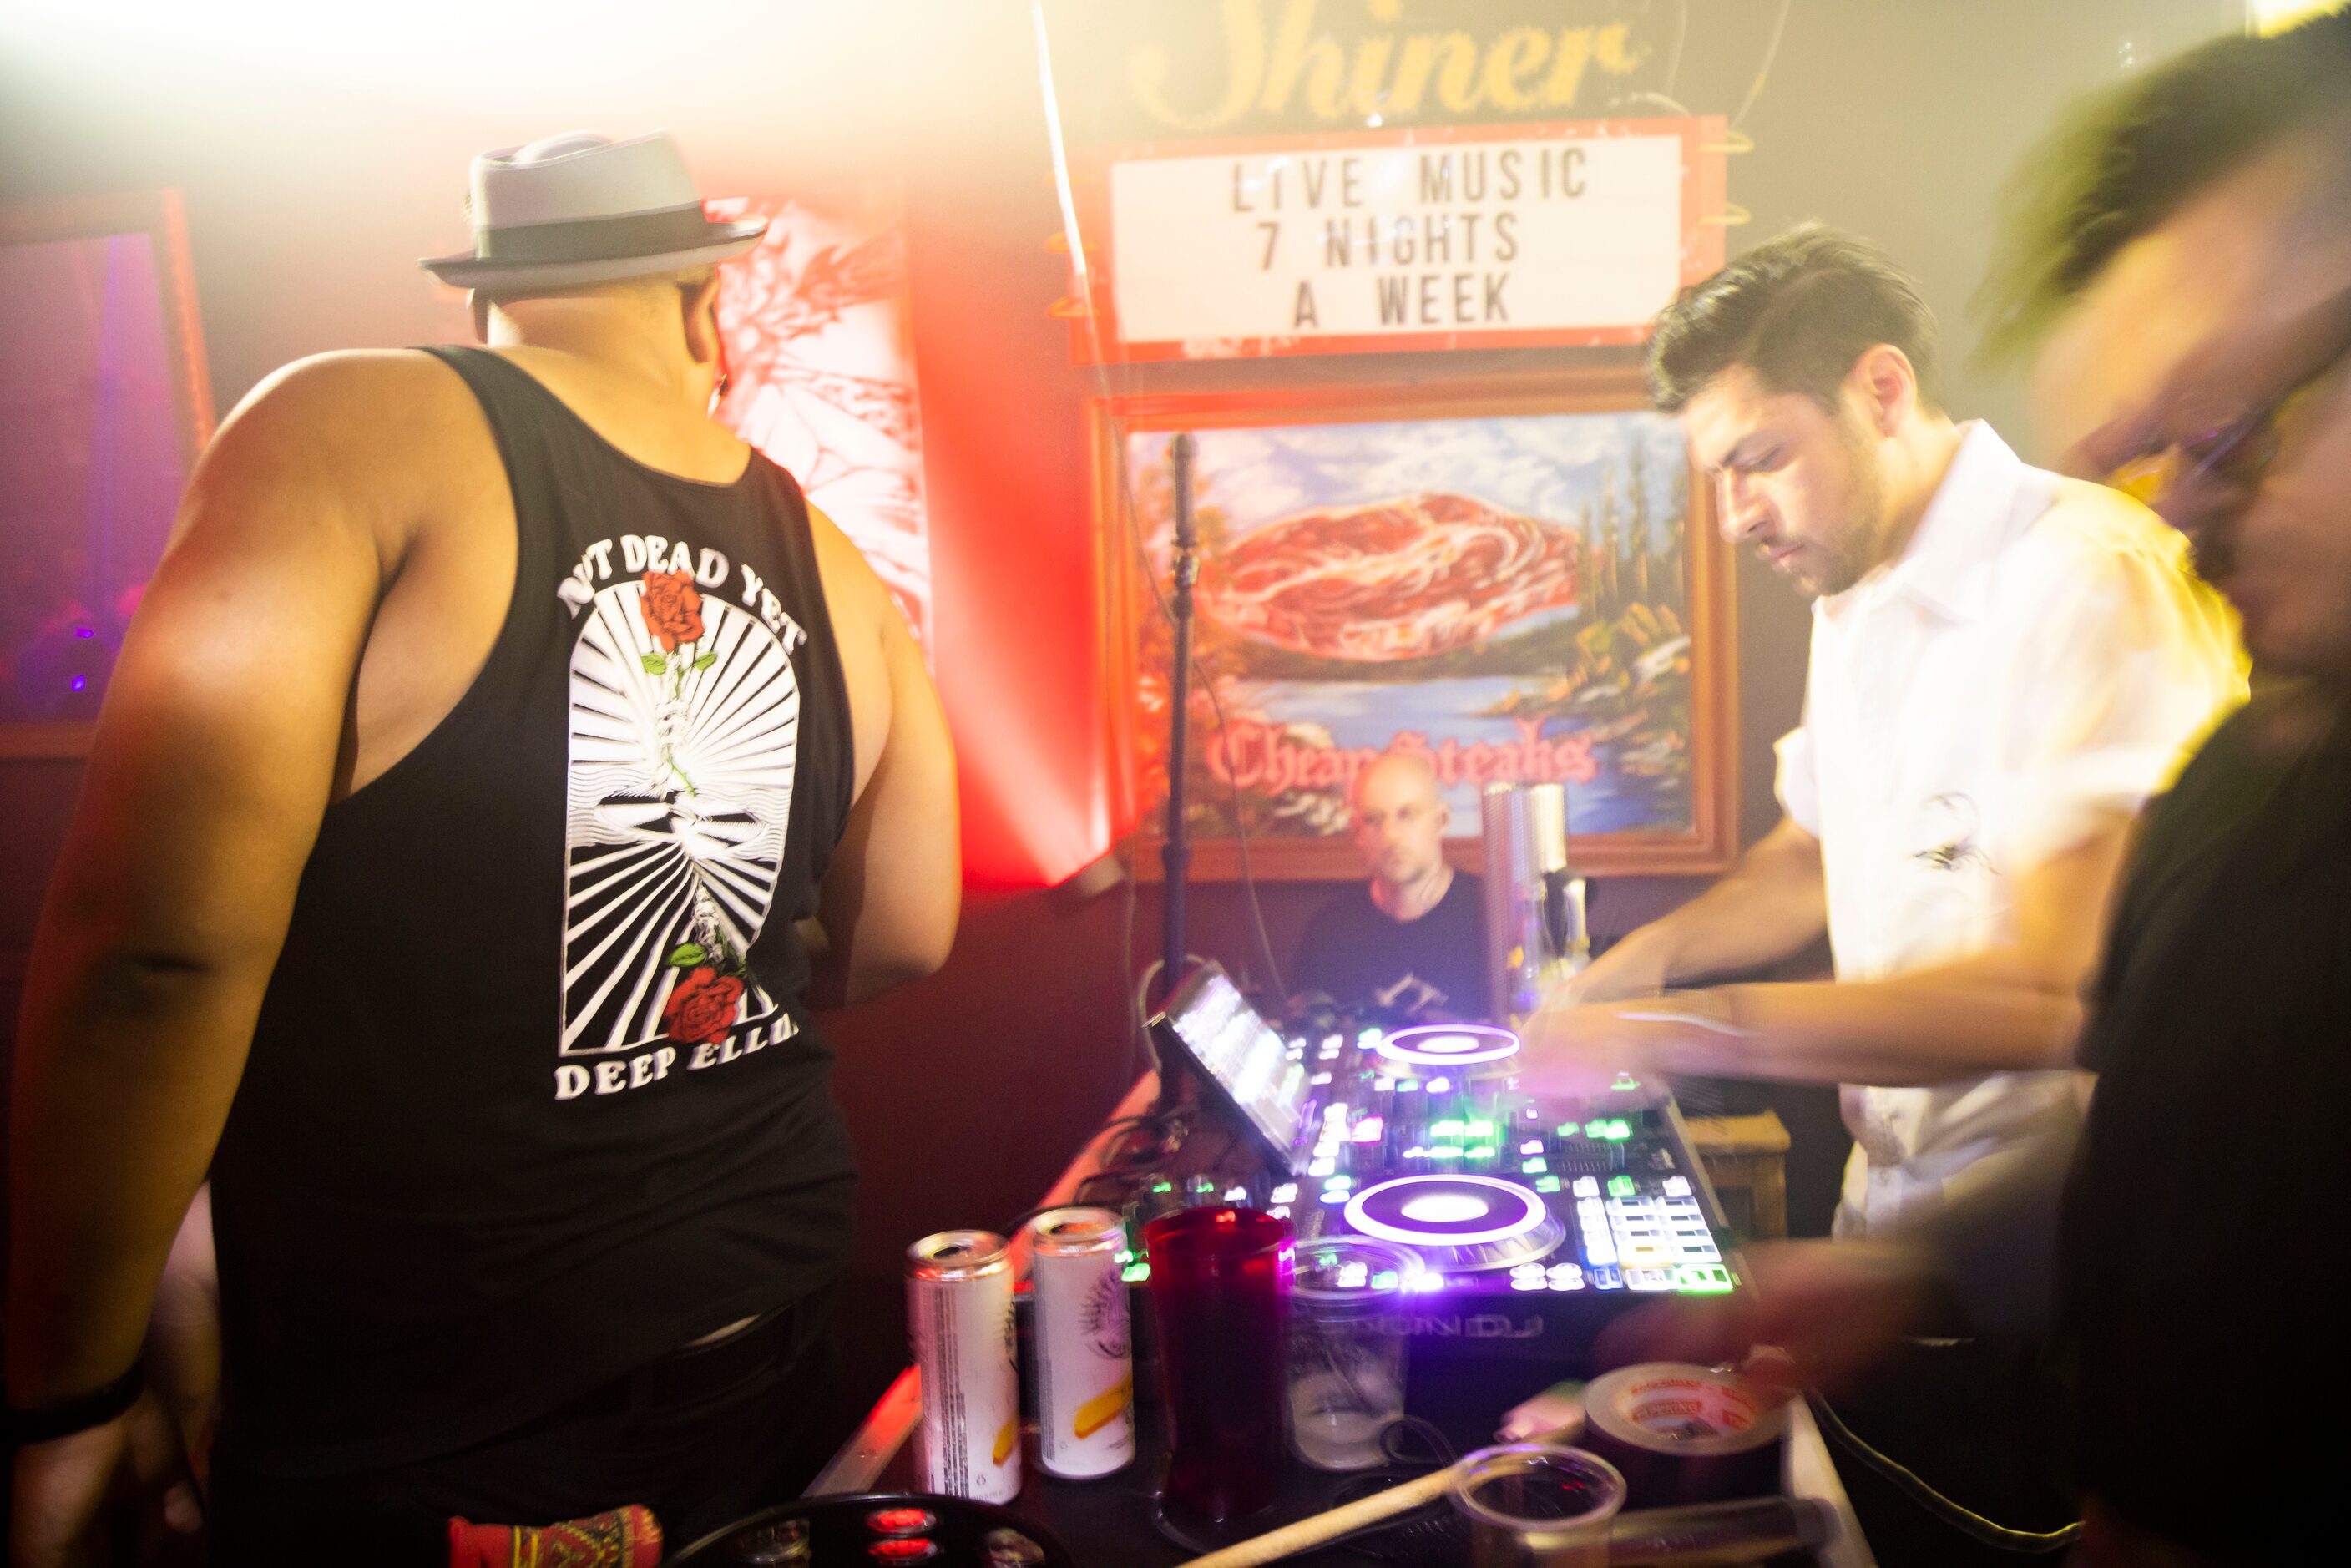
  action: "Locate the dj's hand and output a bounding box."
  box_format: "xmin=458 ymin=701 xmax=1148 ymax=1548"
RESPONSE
xmin=1593 ymin=1241 xmax=1939 ymax=1395
xmin=1520 ymin=986 xmax=1752 ymax=1095
xmin=1516 ymin=1000 xmax=1666 ymax=1100
xmin=1556 ymin=928 xmax=1674 ymax=1006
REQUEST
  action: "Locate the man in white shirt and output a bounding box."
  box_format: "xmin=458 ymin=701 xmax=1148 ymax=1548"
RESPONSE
xmin=1524 ymin=226 xmax=2242 ymax=1238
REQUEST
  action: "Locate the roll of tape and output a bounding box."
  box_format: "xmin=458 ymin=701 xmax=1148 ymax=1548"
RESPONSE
xmin=1578 ymin=1363 xmax=1786 ymax=1510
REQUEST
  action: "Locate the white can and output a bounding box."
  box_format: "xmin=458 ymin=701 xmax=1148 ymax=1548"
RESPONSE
xmin=1028 ymin=1207 xmax=1135 ymax=1479
xmin=907 ymin=1229 xmax=1022 ymax=1502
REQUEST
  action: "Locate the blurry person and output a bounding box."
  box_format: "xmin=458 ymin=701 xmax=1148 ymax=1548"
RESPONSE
xmin=7 ymin=130 xmax=958 ymax=1566
xmin=1524 ymin=228 xmax=2242 ymax=1242
xmin=1292 ymin=751 xmax=1488 ymax=1021
xmin=1609 ymin=15 xmax=2351 ymax=1566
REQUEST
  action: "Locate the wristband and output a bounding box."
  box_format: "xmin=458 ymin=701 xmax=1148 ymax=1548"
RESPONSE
xmin=5 ymin=1357 xmax=144 ymax=1446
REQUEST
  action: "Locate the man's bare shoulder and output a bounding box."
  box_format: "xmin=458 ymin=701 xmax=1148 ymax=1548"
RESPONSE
xmin=802 ymin=501 xmax=895 ymax=645
xmin=218 ymin=348 xmax=478 ymax=453
xmin=192 ymin=349 xmax=498 ymax=539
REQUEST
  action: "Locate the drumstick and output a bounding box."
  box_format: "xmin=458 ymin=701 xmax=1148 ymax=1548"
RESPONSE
xmin=1174 ymin=1460 xmax=1465 ymax=1568
xmin=1177 ymin=1404 xmax=1585 ymax=1568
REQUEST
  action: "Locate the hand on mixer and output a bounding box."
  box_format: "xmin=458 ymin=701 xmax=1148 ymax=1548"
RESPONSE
xmin=1551 ymin=923 xmax=1676 ymax=1007
xmin=1517 ymin=984 xmax=1747 ymax=1100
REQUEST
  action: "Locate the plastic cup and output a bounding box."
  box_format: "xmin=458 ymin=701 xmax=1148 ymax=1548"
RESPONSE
xmin=1286 ymin=1236 xmax=1419 ymax=1469
xmin=1449 ymin=1444 xmax=1628 ymax=1567
xmin=1143 ymin=1206 xmax=1293 ymax=1525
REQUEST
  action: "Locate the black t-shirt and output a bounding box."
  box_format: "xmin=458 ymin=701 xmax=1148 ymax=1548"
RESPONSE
xmin=2064 ymin=690 xmax=2351 ymax=1556
xmin=1292 ymin=871 xmax=1490 ymax=1022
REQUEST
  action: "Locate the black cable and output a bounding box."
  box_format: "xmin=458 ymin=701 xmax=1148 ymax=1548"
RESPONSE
xmin=1190 ymin=651 xmax=1287 ymax=1004
xmin=1808 ymin=1392 xmax=2081 ymax=1555
xmin=1119 ymin=845 xmax=1146 ymax=1084
xmin=1307 ymin=1419 xmax=1466 ymax=1560
xmin=1378 ymin=1415 xmax=1458 ymax=1469
xmin=1730 ymin=0 xmax=1791 ymax=129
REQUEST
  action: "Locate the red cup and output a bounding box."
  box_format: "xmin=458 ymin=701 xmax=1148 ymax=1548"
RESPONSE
xmin=1144 ymin=1206 xmax=1294 ymax=1525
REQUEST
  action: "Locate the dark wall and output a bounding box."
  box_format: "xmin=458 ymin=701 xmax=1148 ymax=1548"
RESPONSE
xmin=0 ymin=0 xmax=2245 ymax=1416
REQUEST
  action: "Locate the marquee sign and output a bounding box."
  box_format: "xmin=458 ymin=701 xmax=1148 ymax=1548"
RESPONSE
xmin=1069 ymin=116 xmax=1725 ymax=362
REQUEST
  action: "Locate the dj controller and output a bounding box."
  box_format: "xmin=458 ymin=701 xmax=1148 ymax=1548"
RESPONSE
xmin=1130 ymin=964 xmax=1741 ymax=1373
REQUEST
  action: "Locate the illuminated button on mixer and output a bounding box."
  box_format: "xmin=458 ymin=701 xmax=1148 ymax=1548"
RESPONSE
xmin=1573 ymin=1176 xmax=1600 ymax=1198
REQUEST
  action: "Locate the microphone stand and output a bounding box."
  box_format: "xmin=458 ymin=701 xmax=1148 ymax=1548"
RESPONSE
xmin=1155 ymin=434 xmax=1200 ymax=1122
xmin=1160 ymin=431 xmax=1198 ymax=998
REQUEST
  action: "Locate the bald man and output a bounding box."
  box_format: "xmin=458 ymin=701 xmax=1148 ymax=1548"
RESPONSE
xmin=1291 ymin=752 xmax=1491 ymax=1022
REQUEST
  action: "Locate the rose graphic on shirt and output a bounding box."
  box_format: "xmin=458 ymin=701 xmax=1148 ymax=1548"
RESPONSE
xmin=660 ymin=964 xmax=746 ymax=1046
xmin=564 ymin=564 xmax=802 ymax=1061
xmin=639 ymin=568 xmax=706 ymax=650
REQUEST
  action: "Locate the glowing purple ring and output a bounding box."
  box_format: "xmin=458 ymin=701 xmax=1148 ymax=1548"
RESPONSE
xmin=1344 ymin=1175 xmax=1547 ymax=1247
xmin=1374 ymin=1024 xmax=1521 ymax=1068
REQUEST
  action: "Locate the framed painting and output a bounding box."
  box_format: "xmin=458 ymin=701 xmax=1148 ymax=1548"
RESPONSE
xmin=0 ymin=190 xmax=214 ymax=757
xmin=1097 ymin=368 xmax=1737 ymax=879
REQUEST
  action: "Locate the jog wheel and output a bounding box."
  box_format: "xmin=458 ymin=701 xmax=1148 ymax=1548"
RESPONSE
xmin=1372 ymin=1024 xmax=1522 ymax=1079
xmin=1341 ymin=1174 xmax=1565 ymax=1273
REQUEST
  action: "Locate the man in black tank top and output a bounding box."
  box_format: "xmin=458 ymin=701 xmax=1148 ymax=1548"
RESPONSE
xmin=7 ymin=132 xmax=959 ymax=1565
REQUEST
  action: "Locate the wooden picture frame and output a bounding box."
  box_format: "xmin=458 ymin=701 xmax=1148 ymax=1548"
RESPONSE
xmin=1096 ymin=367 xmax=1737 ymax=880
xmin=0 ymin=190 xmax=214 ymax=758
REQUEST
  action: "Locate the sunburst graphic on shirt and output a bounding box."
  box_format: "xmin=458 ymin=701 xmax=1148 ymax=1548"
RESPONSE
xmin=563 ymin=569 xmax=800 ymax=1057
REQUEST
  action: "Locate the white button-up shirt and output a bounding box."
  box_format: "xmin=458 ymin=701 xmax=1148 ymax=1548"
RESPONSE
xmin=1773 ymin=423 xmax=2243 ymax=1237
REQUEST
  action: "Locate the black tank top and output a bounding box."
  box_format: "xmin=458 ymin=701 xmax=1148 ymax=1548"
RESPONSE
xmin=210 ymin=347 xmax=859 ymax=1474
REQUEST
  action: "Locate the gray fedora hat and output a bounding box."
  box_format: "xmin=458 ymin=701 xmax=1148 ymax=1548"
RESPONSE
xmin=420 ymin=129 xmax=766 ymax=291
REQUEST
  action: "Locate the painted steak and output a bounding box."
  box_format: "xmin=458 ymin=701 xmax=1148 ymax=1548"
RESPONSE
xmin=1200 ymin=493 xmax=1580 ymax=662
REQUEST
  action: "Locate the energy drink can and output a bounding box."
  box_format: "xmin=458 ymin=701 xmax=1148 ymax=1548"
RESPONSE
xmin=1028 ymin=1207 xmax=1135 ymax=1479
xmin=907 ymin=1229 xmax=1022 ymax=1502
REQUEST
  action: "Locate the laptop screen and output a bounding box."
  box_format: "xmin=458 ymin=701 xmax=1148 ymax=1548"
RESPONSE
xmin=1155 ymin=964 xmax=1312 ymax=1172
